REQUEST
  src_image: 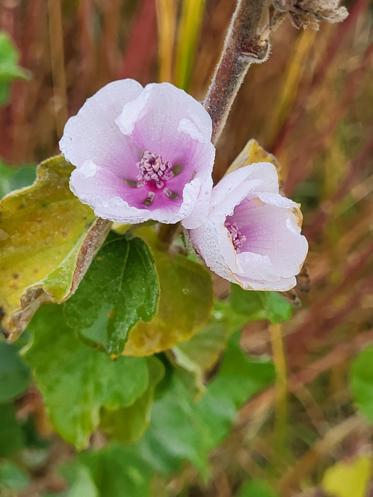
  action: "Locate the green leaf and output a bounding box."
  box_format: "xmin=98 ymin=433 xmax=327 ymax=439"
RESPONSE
xmin=350 ymin=346 xmax=373 ymax=422
xmin=24 ymin=304 xmax=150 ymax=449
xmin=100 ymin=357 xmax=164 ymax=443
xmin=0 ymin=341 xmax=30 ymax=402
xmin=321 ymin=456 xmax=372 ymax=497
xmin=137 ymin=334 xmax=275 ymax=475
xmin=230 ymin=284 xmax=293 ymax=324
xmin=0 ymin=462 xmax=29 ymax=492
xmin=64 ymin=233 xmax=159 ymax=356
xmin=63 ymin=466 xmax=98 ymax=497
xmin=79 ymin=444 xmax=152 ymax=497
xmin=0 ymin=156 xmax=111 ymax=339
xmin=197 ymin=334 xmax=275 ymax=448
xmin=0 ymin=32 xmax=30 ymax=105
xmin=0 ymin=162 xmax=36 ymax=198
xmin=124 ymin=243 xmax=213 ymax=356
xmin=0 ymin=403 xmax=24 ymax=457
xmin=237 ymin=480 xmax=278 ymax=497
xmin=172 ymin=300 xmax=247 ymax=389
xmin=262 ymin=292 xmax=293 ymax=323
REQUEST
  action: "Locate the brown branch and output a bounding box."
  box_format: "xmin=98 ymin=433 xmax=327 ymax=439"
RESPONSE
xmin=119 ymin=0 xmax=157 ymax=84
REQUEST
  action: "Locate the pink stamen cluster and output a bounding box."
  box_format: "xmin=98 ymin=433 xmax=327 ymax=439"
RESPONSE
xmin=137 ymin=150 xmax=174 ymax=189
xmin=125 ymin=150 xmax=180 ymax=206
xmin=225 ymin=221 xmax=246 ymax=251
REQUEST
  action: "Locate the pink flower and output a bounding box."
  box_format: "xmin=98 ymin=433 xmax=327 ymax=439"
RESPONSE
xmin=188 ymin=163 xmax=308 ymax=291
xmin=59 ymin=80 xmax=215 ymax=226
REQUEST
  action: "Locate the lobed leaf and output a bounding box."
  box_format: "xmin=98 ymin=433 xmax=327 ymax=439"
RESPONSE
xmin=124 ymin=242 xmax=213 ymax=356
xmin=24 ymin=304 xmax=151 ymax=449
xmin=230 ymin=284 xmax=293 ymax=324
xmin=0 ymin=156 xmax=111 ymax=340
xmin=0 ymin=162 xmax=36 ymax=198
xmin=172 ymin=300 xmax=248 ymax=388
xmin=64 ymin=233 xmax=160 ymax=356
xmin=78 ymin=444 xmax=152 ymax=497
xmin=0 ymin=31 xmax=30 ymax=105
xmin=0 ymin=341 xmax=30 ymax=403
xmin=100 ymin=357 xmax=164 ymax=443
xmin=63 ymin=466 xmax=98 ymax=497
xmin=137 ymin=334 xmax=275 ymax=475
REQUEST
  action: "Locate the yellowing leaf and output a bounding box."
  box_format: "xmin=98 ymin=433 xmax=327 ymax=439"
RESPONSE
xmin=321 ymin=456 xmax=372 ymax=497
xmin=0 ymin=156 xmax=110 ymax=339
xmin=172 ymin=301 xmax=242 ymax=390
xmin=124 ymin=247 xmax=213 ymax=356
xmin=226 ymin=139 xmax=280 ymax=176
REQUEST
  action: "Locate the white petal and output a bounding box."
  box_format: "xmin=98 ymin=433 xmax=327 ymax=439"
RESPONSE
xmin=70 ymin=161 xmax=202 ymax=225
xmin=60 ymin=79 xmax=142 ymax=173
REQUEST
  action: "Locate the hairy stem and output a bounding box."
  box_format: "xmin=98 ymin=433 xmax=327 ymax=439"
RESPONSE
xmin=203 ymin=0 xmax=270 ymax=144
xmin=159 ymin=0 xmax=270 ymax=247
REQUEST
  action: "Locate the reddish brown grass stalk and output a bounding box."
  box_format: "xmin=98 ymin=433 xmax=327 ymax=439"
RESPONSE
xmin=119 ymin=0 xmax=157 ymax=84
xmin=271 ymin=0 xmax=369 ymax=155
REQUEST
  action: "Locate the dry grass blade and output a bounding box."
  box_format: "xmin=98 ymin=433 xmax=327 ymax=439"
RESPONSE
xmin=156 ymin=0 xmax=177 ymax=82
xmin=175 ymin=0 xmax=206 ymax=89
xmin=47 ymin=0 xmax=67 ymax=137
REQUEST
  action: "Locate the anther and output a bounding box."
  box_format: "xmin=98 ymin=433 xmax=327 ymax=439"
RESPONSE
xmin=143 ymin=191 xmax=155 ymax=206
xmin=225 ymin=221 xmax=246 ymax=251
xmin=163 ymin=188 xmax=178 ymax=200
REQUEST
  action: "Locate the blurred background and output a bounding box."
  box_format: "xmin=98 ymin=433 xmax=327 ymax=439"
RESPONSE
xmin=0 ymin=0 xmax=372 ymax=496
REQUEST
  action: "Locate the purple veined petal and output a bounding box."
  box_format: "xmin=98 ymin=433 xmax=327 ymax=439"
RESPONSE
xmin=116 ymin=83 xmax=215 ymax=225
xmin=232 ymin=195 xmax=308 ymax=279
xmin=60 ymin=79 xmax=143 ymax=175
xmin=238 ymin=275 xmax=298 ymax=291
xmin=116 ymin=82 xmax=212 ymax=160
xmin=188 ymin=216 xmax=240 ymax=284
xmin=60 ymin=80 xmax=215 ymax=225
xmin=211 ymin=163 xmax=279 ymax=209
xmin=187 ymin=162 xmax=308 ymax=291
xmin=70 ymin=160 xmax=203 ymax=224
xmin=181 ymin=142 xmax=215 ymax=230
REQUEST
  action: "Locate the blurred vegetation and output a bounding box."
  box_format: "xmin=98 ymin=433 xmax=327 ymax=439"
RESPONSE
xmin=0 ymin=0 xmax=372 ymax=496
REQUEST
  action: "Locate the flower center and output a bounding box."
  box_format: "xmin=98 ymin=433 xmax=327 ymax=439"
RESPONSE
xmin=225 ymin=221 xmax=246 ymax=252
xmin=125 ymin=151 xmax=181 ymax=206
xmin=137 ymin=150 xmax=174 ymax=189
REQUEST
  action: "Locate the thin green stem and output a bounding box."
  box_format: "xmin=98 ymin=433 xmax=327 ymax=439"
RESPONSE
xmin=269 ymin=323 xmax=288 ymax=465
